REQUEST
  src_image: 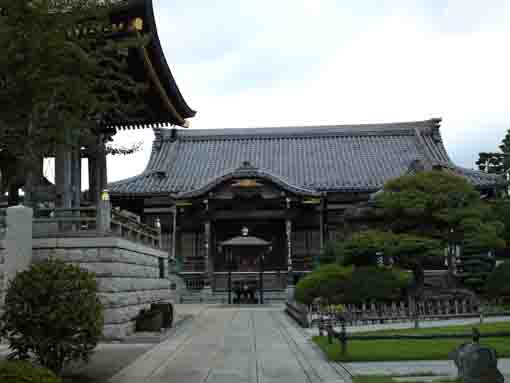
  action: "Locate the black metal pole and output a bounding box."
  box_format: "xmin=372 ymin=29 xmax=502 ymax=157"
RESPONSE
xmin=228 ymin=250 xmax=232 ymax=305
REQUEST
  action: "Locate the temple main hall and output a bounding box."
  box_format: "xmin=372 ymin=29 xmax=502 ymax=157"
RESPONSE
xmin=109 ymin=118 xmax=503 ymax=301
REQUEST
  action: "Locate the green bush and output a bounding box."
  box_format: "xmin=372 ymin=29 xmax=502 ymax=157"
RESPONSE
xmin=295 ymin=264 xmax=353 ymax=305
xmin=0 ymin=360 xmax=61 ymax=383
xmin=0 ymin=258 xmax=104 ymax=375
xmin=295 ymin=264 xmax=411 ymax=305
xmin=319 ymin=240 xmax=344 ymax=265
xmin=343 ymin=266 xmax=410 ymax=303
xmin=484 ymin=261 xmax=510 ymax=300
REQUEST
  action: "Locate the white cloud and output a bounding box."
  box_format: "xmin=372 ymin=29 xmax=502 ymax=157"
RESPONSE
xmin=106 ymin=1 xmax=510 ymax=183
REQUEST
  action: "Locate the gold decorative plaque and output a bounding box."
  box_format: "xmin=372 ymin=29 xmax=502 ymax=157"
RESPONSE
xmin=232 ymin=179 xmax=262 ymax=188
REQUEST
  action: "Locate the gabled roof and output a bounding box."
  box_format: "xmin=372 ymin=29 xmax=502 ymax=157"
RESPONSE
xmin=109 ymin=118 xmax=505 ymax=196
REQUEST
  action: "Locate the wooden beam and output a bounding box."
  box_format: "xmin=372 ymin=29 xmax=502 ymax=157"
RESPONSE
xmin=211 ymin=209 xmax=291 ymax=220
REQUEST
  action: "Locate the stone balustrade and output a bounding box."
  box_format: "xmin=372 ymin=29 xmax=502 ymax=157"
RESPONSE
xmin=33 ymin=201 xmax=162 ymax=249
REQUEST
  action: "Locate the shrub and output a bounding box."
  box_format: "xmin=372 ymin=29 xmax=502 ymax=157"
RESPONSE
xmin=343 ymin=266 xmax=410 ymax=304
xmin=484 ymin=261 xmax=510 ymax=301
xmin=0 ymin=360 xmax=61 ymax=383
xmin=319 ymin=240 xmax=344 ymax=265
xmin=0 ymin=258 xmax=104 ymax=375
xmin=295 ymin=264 xmax=352 ymax=305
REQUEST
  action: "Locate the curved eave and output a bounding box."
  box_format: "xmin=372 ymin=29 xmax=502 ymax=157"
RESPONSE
xmin=173 ymin=168 xmax=321 ymax=200
xmin=111 ymin=0 xmax=196 ymax=124
xmin=142 ymin=0 xmax=196 ymax=120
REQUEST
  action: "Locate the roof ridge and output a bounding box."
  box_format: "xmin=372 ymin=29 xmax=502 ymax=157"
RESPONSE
xmin=158 ymin=118 xmax=442 ymax=141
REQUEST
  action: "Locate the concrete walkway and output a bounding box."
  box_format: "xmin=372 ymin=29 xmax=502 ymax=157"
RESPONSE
xmin=110 ymin=305 xmax=349 ymax=383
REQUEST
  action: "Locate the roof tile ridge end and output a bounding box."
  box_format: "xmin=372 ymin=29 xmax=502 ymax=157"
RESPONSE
xmin=412 ymin=127 xmax=435 ymax=169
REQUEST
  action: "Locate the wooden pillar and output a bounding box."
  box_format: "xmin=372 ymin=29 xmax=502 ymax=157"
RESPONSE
xmin=7 ymin=183 xmax=19 ymax=206
xmin=55 ymin=144 xmax=72 ymax=209
xmin=285 ymin=197 xmax=294 ymax=287
xmin=88 ymin=134 xmax=107 ymax=204
xmin=71 ymin=148 xmax=81 ymax=208
xmin=204 ymin=220 xmax=212 ymax=287
xmin=23 ymin=156 xmax=43 ymax=207
xmin=174 ymin=207 xmax=183 ymax=272
xmin=319 ymin=196 xmax=329 ymax=254
xmin=98 ymin=137 xmax=107 ymax=196
xmin=171 ymin=206 xmax=177 ymax=264
xmin=23 ymin=169 xmax=36 ymax=208
xmin=88 ymin=150 xmax=98 ymax=204
xmin=286 ymin=218 xmax=293 ymax=284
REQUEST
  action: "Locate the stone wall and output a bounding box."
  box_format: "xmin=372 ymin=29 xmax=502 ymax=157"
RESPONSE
xmin=33 ymin=237 xmax=183 ymax=339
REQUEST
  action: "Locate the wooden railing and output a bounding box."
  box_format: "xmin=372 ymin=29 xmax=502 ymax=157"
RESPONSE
xmin=33 ymin=201 xmax=162 ymax=249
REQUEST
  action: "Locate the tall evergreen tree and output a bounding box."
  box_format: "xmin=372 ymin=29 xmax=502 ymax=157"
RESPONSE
xmin=376 ymin=170 xmax=504 ymax=292
xmin=0 ymin=0 xmax=147 ymax=196
xmin=476 ymin=128 xmax=510 ymax=177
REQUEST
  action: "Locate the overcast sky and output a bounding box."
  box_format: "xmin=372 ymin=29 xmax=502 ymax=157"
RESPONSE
xmin=104 ymin=0 xmax=510 ymax=183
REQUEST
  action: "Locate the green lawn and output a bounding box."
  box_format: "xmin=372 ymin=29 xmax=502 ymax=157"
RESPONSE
xmin=313 ymin=321 xmax=510 ymax=362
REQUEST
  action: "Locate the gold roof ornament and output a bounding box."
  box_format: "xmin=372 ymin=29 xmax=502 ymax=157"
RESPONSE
xmin=132 ymin=17 xmax=144 ymax=31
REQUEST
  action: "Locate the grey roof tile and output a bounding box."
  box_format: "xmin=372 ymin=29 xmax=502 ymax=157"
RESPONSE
xmin=109 ymin=119 xmax=505 ymax=196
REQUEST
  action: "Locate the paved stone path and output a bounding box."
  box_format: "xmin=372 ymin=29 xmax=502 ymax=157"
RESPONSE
xmin=110 ymin=306 xmax=349 ymax=383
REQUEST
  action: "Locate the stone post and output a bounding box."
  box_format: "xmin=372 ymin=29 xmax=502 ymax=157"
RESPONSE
xmin=97 ymin=193 xmax=111 ymax=234
xmin=155 ymin=217 xmax=162 ymax=249
xmin=2 ymin=206 xmax=33 ymax=306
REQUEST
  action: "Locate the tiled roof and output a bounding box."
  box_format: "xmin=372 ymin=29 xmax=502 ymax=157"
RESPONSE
xmin=109 ymin=118 xmax=505 ymax=196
